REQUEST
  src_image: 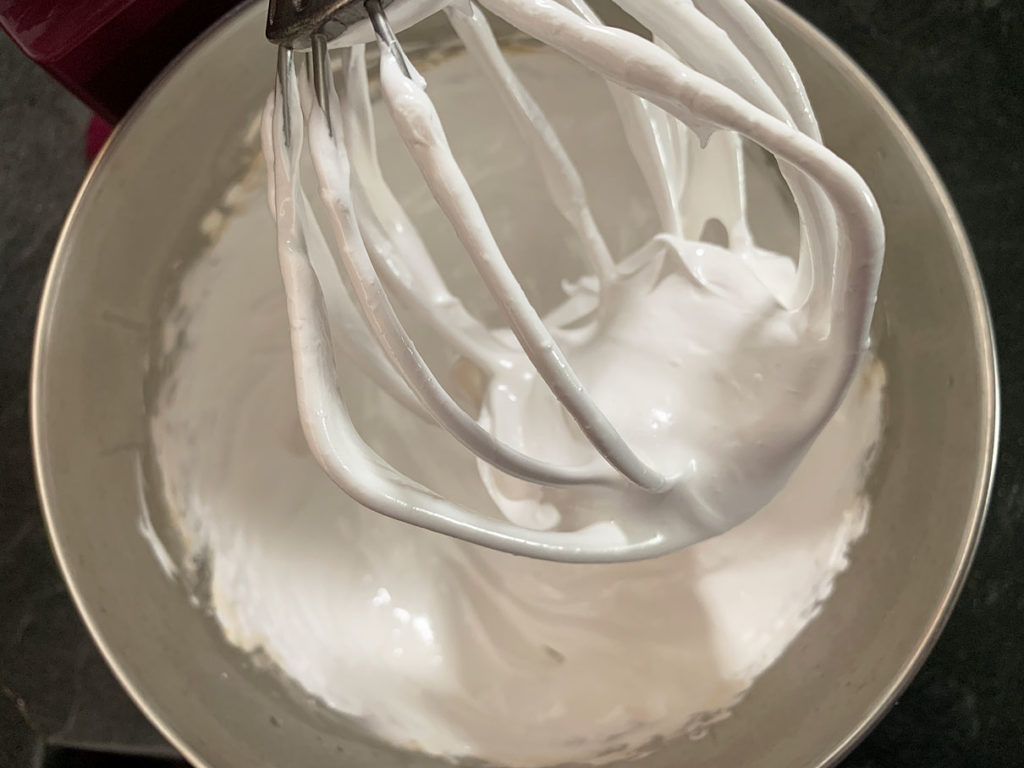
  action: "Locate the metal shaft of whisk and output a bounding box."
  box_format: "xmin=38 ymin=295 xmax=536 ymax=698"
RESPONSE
xmin=366 ymin=0 xmax=413 ymax=78
xmin=310 ymin=33 xmax=335 ymax=133
xmin=276 ymin=46 xmax=295 ymax=148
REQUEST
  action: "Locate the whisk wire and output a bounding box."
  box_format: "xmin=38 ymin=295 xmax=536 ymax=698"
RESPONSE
xmin=366 ymin=0 xmax=414 ymax=78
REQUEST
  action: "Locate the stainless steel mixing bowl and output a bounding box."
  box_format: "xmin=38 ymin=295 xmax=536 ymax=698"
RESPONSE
xmin=31 ymin=1 xmax=998 ymax=766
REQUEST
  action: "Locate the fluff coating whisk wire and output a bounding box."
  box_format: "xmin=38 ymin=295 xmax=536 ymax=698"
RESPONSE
xmin=262 ymin=0 xmax=884 ymax=562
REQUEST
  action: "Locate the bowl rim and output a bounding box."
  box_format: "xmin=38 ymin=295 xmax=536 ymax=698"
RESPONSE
xmin=31 ymin=1 xmax=1000 ymax=767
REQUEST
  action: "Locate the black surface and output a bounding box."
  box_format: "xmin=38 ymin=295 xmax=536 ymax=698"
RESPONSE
xmin=0 ymin=30 xmax=182 ymax=768
xmin=1 ymin=2 xmax=1022 ymax=766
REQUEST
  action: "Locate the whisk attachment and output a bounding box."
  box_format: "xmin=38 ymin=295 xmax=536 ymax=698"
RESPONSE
xmin=262 ymin=0 xmax=885 ymax=562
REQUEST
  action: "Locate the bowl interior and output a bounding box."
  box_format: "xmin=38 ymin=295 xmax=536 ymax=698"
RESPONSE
xmin=32 ymin=2 xmax=996 ymax=767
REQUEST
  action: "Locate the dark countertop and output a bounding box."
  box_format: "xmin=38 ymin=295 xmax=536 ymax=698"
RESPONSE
xmin=1 ymin=2 xmax=1021 ymax=767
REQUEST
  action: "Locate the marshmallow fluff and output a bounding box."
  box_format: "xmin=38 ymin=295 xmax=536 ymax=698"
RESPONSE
xmin=149 ymin=41 xmax=887 ymax=766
